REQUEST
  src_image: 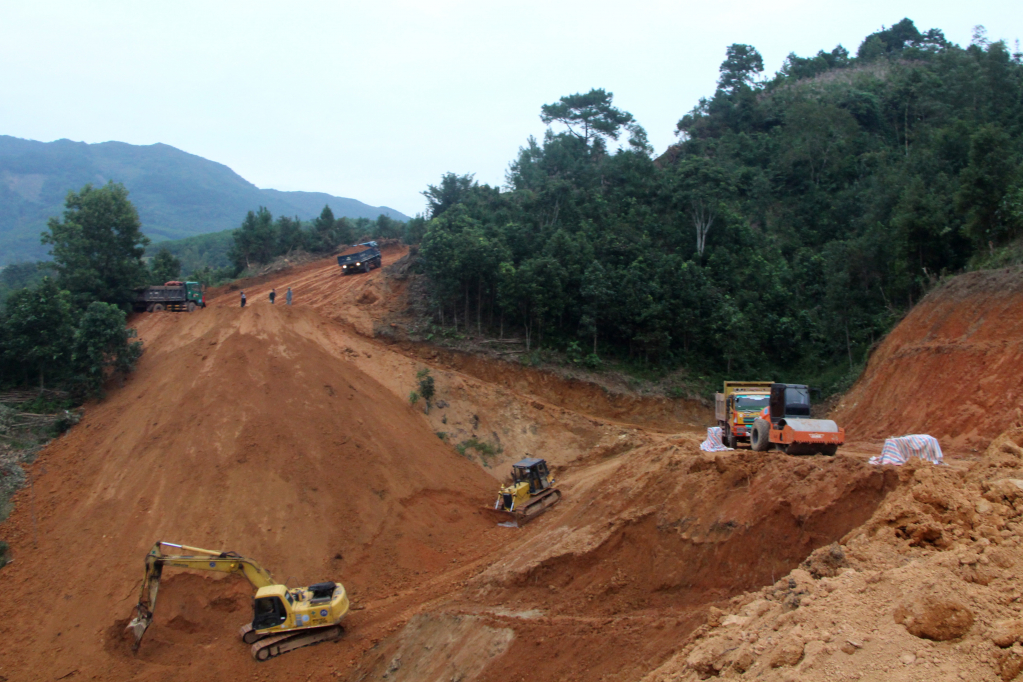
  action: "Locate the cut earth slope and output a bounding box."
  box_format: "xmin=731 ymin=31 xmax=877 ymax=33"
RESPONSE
xmin=5 ymin=254 xmax=1021 ymax=682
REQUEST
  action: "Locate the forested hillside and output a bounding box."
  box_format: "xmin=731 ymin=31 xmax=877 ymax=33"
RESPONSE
xmin=415 ymin=20 xmax=1023 ymax=390
xmin=0 ymin=137 xmax=408 ymax=264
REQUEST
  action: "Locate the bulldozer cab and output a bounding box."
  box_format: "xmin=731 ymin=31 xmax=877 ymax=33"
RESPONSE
xmin=511 ymin=458 xmax=552 ymax=494
xmin=769 ymin=384 xmax=812 ymax=425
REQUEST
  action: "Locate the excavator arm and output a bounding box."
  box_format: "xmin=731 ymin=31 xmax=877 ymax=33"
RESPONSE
xmin=127 ymin=541 xmax=277 ymax=652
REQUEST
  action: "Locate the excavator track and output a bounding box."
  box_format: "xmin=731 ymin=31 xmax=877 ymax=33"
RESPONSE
xmin=238 ymin=623 xmax=262 ymax=645
xmin=250 ymin=624 xmax=344 ymax=661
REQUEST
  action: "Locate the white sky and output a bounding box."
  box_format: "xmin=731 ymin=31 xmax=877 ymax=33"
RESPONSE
xmin=1 ymin=1 xmax=1020 ymax=217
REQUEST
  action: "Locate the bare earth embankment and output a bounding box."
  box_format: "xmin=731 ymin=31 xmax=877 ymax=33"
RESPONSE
xmin=3 ymin=257 xmax=1023 ymax=681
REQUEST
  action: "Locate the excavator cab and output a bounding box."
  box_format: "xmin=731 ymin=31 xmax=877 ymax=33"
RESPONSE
xmin=253 ymin=595 xmax=288 ymax=630
xmin=128 ymin=541 xmax=349 ymax=662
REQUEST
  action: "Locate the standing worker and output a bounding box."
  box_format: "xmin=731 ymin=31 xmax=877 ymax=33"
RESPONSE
xmin=286 ymin=287 xmax=293 ymax=305
xmin=269 ymin=288 xmax=276 ymax=304
xmin=240 ymin=290 xmax=247 ymax=308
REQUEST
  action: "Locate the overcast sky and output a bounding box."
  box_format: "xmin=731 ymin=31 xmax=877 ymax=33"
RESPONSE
xmin=1 ymin=1 xmax=1020 ymax=217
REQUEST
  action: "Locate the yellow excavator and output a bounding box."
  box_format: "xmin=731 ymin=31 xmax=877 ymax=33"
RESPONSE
xmin=492 ymin=457 xmax=561 ymax=526
xmin=127 ymin=541 xmax=349 ymax=661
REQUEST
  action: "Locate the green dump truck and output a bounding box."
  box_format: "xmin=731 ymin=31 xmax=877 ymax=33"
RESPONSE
xmin=133 ymin=281 xmax=205 ymax=313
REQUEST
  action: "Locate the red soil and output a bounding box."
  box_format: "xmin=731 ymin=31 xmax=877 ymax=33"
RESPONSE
xmin=0 ymin=304 xmax=501 ymax=681
xmin=2 ymin=252 xmax=1007 ymax=682
xmin=833 ymin=268 xmax=1023 ymax=453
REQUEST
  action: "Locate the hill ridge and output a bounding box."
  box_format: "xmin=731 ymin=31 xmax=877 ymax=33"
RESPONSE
xmin=0 ymin=135 xmax=410 ymax=264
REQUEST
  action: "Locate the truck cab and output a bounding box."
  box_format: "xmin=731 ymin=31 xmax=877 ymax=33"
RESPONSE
xmin=714 ymin=381 xmax=773 ymax=449
xmin=337 ymin=243 xmax=382 ymax=274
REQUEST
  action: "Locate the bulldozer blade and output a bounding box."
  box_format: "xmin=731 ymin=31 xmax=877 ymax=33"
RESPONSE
xmin=483 ymin=506 xmax=520 ymax=527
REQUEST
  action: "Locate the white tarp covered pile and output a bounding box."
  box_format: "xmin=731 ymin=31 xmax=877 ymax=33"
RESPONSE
xmin=869 ymin=434 xmax=944 ymax=466
xmin=700 ymin=426 xmax=734 ymax=452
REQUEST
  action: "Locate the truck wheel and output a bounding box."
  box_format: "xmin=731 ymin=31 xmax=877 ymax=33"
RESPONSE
xmin=187 ymin=301 xmax=196 ymax=312
xmin=726 ymin=430 xmax=737 ymax=449
xmin=750 ymin=419 xmax=770 ymax=451
xmin=153 ymin=304 xmax=165 ymax=312
xmin=363 ymin=262 xmax=371 ymax=273
xmin=146 ymin=304 xmax=155 ymax=313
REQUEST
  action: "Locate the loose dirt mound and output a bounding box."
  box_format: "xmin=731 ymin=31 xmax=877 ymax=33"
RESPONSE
xmin=644 ymin=421 xmax=1023 ymax=682
xmin=833 ymin=268 xmax=1023 ymax=452
xmin=0 ymin=305 xmax=500 ymax=681
xmin=342 ymin=438 xmax=901 ymax=682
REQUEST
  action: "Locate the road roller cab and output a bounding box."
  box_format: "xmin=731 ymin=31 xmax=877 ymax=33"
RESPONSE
xmin=750 ymin=383 xmax=845 ymax=456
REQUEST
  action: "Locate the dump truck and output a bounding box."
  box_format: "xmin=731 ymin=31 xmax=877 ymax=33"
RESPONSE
xmin=127 ymin=541 xmax=349 ymax=661
xmin=715 ymin=381 xmax=773 ymax=448
xmin=750 ymin=383 xmax=845 ymax=456
xmin=337 ymin=242 xmax=382 ymax=274
xmin=132 ymin=281 xmax=205 ymax=312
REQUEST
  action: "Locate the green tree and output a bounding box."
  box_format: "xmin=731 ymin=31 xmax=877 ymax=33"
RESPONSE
xmin=540 ymin=89 xmax=635 ymax=146
xmin=717 ymin=44 xmax=764 ymax=93
xmin=70 ymin=301 xmax=143 ymax=396
xmin=416 ymin=368 xmax=435 ymax=414
xmin=308 ymin=206 xmax=339 ymax=253
xmin=580 ymin=261 xmax=613 ymax=354
xmin=956 ymin=124 xmax=1020 ymax=245
xmin=276 ymin=215 xmax=305 ymax=254
xmin=3 ymin=277 xmax=73 ymax=389
xmin=148 ymin=247 xmax=182 ymax=284
xmin=229 ymin=207 xmax=277 ymax=270
xmin=404 ymin=215 xmax=429 ymax=245
xmin=41 ymin=182 xmax=150 ymax=309
xmin=422 ymin=173 xmax=478 ymax=219
xmin=668 ymin=157 xmax=736 ymax=260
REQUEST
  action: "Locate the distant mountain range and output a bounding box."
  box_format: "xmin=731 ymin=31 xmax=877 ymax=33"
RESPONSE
xmin=0 ymin=136 xmax=409 ymax=264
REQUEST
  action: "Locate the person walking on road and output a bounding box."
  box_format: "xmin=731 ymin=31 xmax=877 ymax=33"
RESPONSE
xmin=286 ymin=287 xmax=293 ymax=305
xmin=269 ymin=288 xmax=276 ymax=304
xmin=240 ymin=290 xmax=247 ymax=307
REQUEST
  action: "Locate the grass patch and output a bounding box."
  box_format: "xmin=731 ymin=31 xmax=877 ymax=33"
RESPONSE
xmin=455 ymin=436 xmax=502 ymax=468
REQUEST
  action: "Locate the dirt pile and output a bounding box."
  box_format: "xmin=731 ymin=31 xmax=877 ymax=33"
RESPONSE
xmin=0 ymin=304 xmax=500 ymax=681
xmin=340 ymin=437 xmax=901 ymax=682
xmin=643 ymin=422 xmax=1023 ymax=682
xmin=197 ymin=251 xmax=710 ymax=480
xmin=833 ymin=267 xmax=1023 ymax=453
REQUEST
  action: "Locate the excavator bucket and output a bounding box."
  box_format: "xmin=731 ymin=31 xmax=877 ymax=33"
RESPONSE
xmin=127 ymin=605 xmax=153 ymax=652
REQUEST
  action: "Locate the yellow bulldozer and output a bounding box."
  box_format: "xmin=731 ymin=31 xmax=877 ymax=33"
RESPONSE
xmin=492 ymin=457 xmax=561 ymax=525
xmin=127 ymin=541 xmax=349 ymax=661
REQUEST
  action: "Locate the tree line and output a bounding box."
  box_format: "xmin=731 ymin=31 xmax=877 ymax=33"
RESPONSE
xmin=153 ymin=207 xmax=416 ymax=287
xmin=411 ymin=19 xmax=1023 ymax=391
xmin=0 ymin=183 xmax=146 ymax=396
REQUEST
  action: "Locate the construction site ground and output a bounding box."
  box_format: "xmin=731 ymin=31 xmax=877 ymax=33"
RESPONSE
xmin=3 ymin=247 xmax=1023 ymax=682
